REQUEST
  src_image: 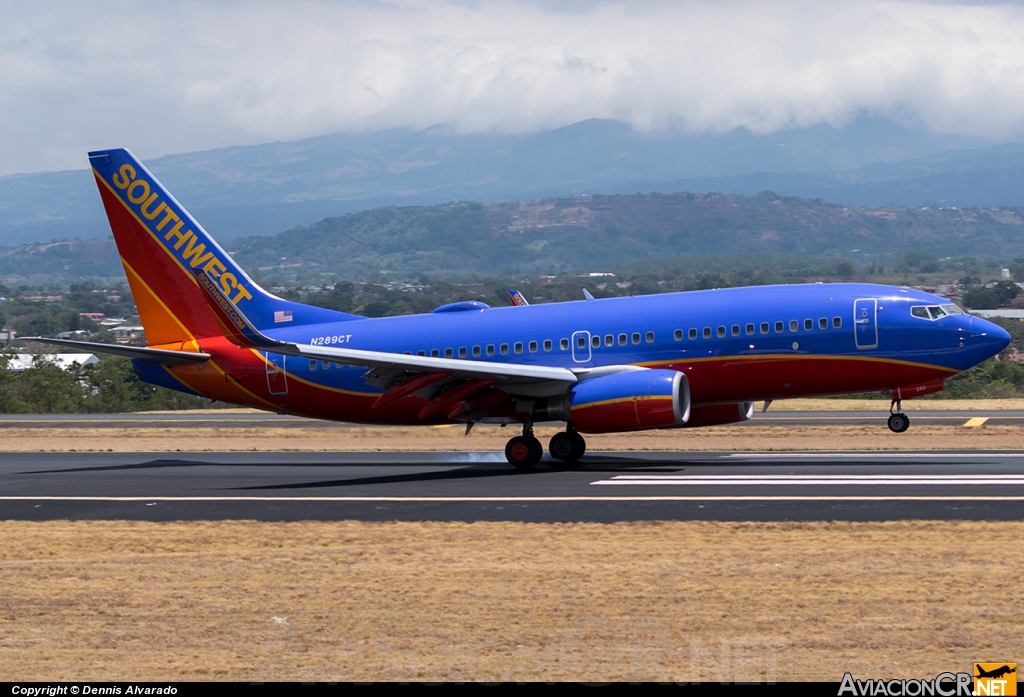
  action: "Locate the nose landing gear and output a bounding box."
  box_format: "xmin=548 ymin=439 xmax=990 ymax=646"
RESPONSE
xmin=887 ymin=399 xmax=910 ymax=433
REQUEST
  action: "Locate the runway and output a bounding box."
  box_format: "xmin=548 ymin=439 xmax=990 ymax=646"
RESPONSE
xmin=4 ymin=449 xmax=1024 ymax=522
xmin=0 ymin=409 xmax=1018 ymax=428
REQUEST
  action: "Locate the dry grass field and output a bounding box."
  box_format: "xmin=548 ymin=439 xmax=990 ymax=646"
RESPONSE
xmin=3 ymin=400 xmax=1020 ymax=681
xmin=4 ymin=423 xmax=1024 ymax=452
xmin=0 ymin=520 xmax=1019 ymax=682
xmin=0 ymin=399 xmax=1017 ymax=452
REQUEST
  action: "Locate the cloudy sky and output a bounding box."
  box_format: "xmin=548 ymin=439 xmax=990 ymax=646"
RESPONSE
xmin=3 ymin=0 xmax=1024 ymax=176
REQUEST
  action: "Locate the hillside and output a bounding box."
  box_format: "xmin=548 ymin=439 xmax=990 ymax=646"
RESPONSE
xmin=228 ymin=192 xmax=1024 ymax=281
xmin=0 ymin=190 xmax=1022 ymax=286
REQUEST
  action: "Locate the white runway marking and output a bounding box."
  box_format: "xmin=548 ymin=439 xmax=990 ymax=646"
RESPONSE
xmin=592 ymin=474 xmax=1024 ymax=486
xmin=725 ymin=452 xmax=1019 ymax=459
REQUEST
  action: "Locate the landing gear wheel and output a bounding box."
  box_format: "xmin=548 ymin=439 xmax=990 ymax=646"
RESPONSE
xmin=887 ymin=412 xmax=910 ymax=433
xmin=549 ymin=432 xmax=575 ymax=460
xmin=506 ymin=435 xmax=543 ymax=469
xmin=549 ymin=431 xmax=587 ymax=464
xmin=568 ymin=432 xmax=586 ymax=462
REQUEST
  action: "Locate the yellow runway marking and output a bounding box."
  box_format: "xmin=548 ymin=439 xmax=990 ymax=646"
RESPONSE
xmin=964 ymin=417 xmax=989 ymax=427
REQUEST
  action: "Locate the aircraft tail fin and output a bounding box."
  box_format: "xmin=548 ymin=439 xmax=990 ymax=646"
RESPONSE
xmin=88 ymin=148 xmax=361 ymax=346
xmin=508 ymin=289 xmax=529 ymax=306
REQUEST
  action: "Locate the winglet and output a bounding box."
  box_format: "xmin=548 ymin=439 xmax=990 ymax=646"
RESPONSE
xmin=583 ymin=288 xmax=595 ymax=301
xmin=194 ymin=270 xmax=285 ymax=350
xmin=508 ymin=289 xmax=529 ymax=306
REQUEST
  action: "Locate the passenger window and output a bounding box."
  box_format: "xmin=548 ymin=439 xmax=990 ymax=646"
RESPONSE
xmin=309 ymin=359 xmax=317 ymax=371
xmin=402 ymin=353 xmax=410 ymax=356
xmin=775 ymin=321 xmax=784 ymax=333
xmin=819 ymin=318 xmax=827 ymax=330
xmin=543 ymin=339 xmax=552 ymax=351
xmin=431 ymin=349 xmax=440 ymax=357
xmin=760 ymin=322 xmax=769 ymax=334
xmin=674 ymin=329 xmax=683 ymax=341
xmin=472 ymin=346 xmax=481 ymax=357
xmin=605 ymin=334 xmax=614 ymax=346
xmin=459 ymin=347 xmax=467 ymax=358
xmin=804 ymin=319 xmax=812 ymax=331
xmin=731 ymin=325 xmax=740 ymax=336
xmin=645 ymin=331 xmax=654 ymax=343
xmin=591 ymin=335 xmax=600 ymax=348
xmin=746 ymin=324 xmax=754 ymax=335
xmin=618 ymin=333 xmax=627 ymax=345
xmin=632 ymin=332 xmax=641 ymax=344
xmin=486 ymin=345 xmax=494 ymax=356
xmin=577 ymin=335 xmax=587 ymax=349
xmin=833 ymin=317 xmax=842 ymax=328
xmin=789 ymin=320 xmax=798 ymax=332
xmin=417 ymin=350 xmax=425 ymax=356
xmin=717 ymin=326 xmax=726 ymax=338
xmin=514 ymin=342 xmax=523 ymax=354
xmin=560 ymin=338 xmax=569 ymax=350
xmin=688 ymin=328 xmax=697 ymax=340
xmin=445 ymin=348 xmax=454 ymax=358
xmin=703 ymin=327 xmax=711 ymax=339
xmin=500 ymin=344 xmax=509 ymax=355
xmin=529 ymin=341 xmax=538 ymax=352
xmin=911 ymin=306 xmax=930 ymax=319
xmin=323 ymin=361 xmax=331 ymax=369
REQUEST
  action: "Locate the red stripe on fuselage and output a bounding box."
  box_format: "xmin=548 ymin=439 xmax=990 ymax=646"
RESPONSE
xmin=165 ymin=347 xmax=953 ymax=424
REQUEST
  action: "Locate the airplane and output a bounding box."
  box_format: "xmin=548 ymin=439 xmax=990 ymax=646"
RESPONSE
xmin=28 ymin=148 xmax=1012 ymax=468
xmin=976 ymin=665 xmax=1016 ymax=680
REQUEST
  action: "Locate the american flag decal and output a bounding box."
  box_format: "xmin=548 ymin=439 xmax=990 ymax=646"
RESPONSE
xmin=274 ymin=310 xmax=293 ymax=323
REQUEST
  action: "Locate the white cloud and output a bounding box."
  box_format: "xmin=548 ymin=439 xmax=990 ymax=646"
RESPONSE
xmin=2 ymin=0 xmax=1024 ymax=175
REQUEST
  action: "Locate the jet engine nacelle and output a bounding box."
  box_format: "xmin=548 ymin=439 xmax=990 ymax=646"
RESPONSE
xmin=681 ymin=402 xmax=755 ymax=428
xmin=566 ymin=369 xmax=691 ymax=434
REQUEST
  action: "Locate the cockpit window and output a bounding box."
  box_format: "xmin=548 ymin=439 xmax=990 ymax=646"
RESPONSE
xmin=911 ymin=304 xmax=965 ymax=320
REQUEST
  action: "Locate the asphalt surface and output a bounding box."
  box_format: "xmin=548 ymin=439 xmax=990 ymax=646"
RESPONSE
xmin=4 ymin=450 xmax=1024 ymax=522
xmin=1 ymin=410 xmax=1022 ymax=428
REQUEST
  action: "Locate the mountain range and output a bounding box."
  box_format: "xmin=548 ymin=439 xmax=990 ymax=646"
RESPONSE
xmin=2 ymin=116 xmax=1022 ymax=248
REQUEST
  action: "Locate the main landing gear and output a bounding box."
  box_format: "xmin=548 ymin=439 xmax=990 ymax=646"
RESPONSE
xmin=504 ymin=424 xmax=587 ymax=469
xmin=887 ymin=399 xmax=910 ymax=433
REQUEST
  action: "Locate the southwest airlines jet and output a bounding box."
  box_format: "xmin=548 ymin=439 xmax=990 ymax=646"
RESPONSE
xmin=30 ymin=149 xmax=1012 ymax=468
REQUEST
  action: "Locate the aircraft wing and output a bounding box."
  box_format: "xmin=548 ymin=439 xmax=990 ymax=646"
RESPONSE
xmin=20 ymin=338 xmax=211 ymax=365
xmin=194 ymin=271 xmax=578 ymax=387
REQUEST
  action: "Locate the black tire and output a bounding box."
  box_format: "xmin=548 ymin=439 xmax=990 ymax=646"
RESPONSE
xmin=506 ymin=435 xmax=543 ymax=469
xmin=549 ymin=432 xmax=575 ymax=460
xmin=887 ymin=413 xmax=910 ymax=433
xmin=568 ymin=432 xmax=586 ymax=462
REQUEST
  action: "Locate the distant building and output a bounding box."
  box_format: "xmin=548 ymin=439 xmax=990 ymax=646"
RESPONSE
xmin=5 ymin=353 xmax=99 ymax=372
xmin=110 ymin=326 xmax=145 ymax=343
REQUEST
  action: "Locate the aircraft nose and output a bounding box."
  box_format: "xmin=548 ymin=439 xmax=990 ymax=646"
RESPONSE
xmin=971 ymin=316 xmax=1011 ymax=354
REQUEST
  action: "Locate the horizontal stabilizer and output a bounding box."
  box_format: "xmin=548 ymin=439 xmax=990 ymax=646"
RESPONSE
xmin=21 ymin=338 xmax=211 ymax=365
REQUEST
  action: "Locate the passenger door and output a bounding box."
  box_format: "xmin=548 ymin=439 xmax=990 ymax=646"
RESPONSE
xmin=853 ymin=298 xmax=878 ymax=350
xmin=265 ymin=352 xmax=289 ymax=395
xmin=571 ymin=330 xmax=592 ymax=363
